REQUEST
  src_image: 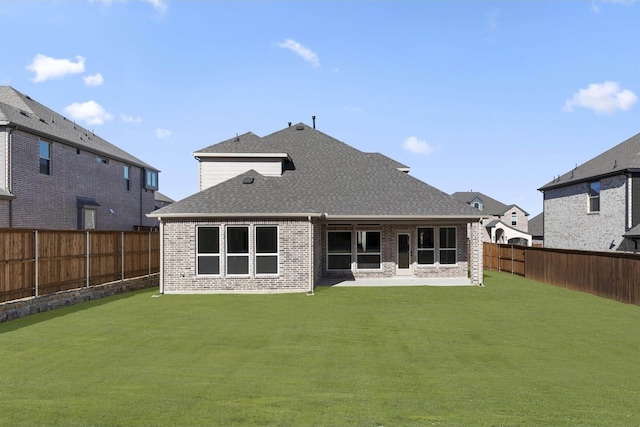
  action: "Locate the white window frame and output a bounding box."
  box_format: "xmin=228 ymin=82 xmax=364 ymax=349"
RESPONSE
xmin=226 ymin=225 xmax=250 ymax=276
xmin=327 ymin=230 xmax=353 ymax=271
xmin=82 ymin=208 xmax=96 ymax=230
xmin=588 ymin=181 xmax=600 ymax=213
xmin=39 ymin=140 xmax=51 ymax=175
xmin=356 ymin=230 xmax=381 ymax=270
xmin=511 ymin=212 xmax=517 ymax=226
xmin=196 ymin=226 xmax=221 ymax=276
xmin=416 ymin=227 xmax=435 ymax=266
xmin=255 ymin=225 xmax=279 ymax=276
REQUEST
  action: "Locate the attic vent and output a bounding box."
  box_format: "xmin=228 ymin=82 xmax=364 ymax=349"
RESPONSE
xmin=295 ymin=125 xmax=304 ymax=130
xmin=18 ymin=109 xmax=29 ymax=117
xmin=242 ymin=176 xmax=254 ymax=184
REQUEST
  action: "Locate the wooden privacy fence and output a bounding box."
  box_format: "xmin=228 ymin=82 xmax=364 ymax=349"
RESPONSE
xmin=0 ymin=229 xmax=159 ymax=303
xmin=484 ymin=242 xmax=640 ymax=305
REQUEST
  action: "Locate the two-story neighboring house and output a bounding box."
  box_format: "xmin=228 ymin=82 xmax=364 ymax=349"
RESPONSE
xmin=149 ymin=123 xmax=485 ymax=294
xmin=451 ymin=191 xmax=532 ymax=246
xmin=539 ymin=132 xmax=640 ymax=252
xmin=0 ymin=86 xmax=160 ymax=230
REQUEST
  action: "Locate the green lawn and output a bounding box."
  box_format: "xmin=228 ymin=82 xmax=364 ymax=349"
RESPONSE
xmin=1 ymin=271 xmax=640 ymax=426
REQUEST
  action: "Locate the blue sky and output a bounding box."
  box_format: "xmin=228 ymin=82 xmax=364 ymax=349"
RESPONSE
xmin=1 ymin=0 xmax=639 ymax=216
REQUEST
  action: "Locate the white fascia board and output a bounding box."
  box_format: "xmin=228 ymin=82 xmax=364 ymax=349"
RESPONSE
xmin=193 ymin=152 xmax=290 ymax=159
xmin=322 ymin=214 xmax=487 ymax=221
xmin=147 ymin=212 xmax=323 ymax=219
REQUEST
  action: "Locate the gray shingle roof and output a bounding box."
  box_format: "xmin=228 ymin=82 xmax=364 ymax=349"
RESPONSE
xmin=152 ymin=123 xmax=483 ymax=219
xmin=528 ymin=212 xmax=543 ymax=237
xmin=539 ymin=132 xmax=640 ymax=191
xmin=0 ymin=86 xmax=158 ymax=171
xmin=451 ymin=191 xmax=528 ymax=216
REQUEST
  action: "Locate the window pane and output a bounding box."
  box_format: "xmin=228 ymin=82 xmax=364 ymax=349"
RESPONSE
xmin=84 ymin=209 xmax=96 ymax=230
xmin=198 ymin=256 xmax=220 ymax=275
xmin=440 ymin=249 xmax=456 ymax=264
xmin=328 ymin=254 xmax=351 ymax=270
xmin=590 ymin=197 xmax=600 ymax=212
xmin=418 ymin=250 xmax=435 ymax=265
xmin=356 ymin=231 xmax=380 ymax=253
xmin=328 ymin=232 xmax=351 ymax=253
xmin=39 ymin=141 xmax=50 ymax=158
xmin=589 ymin=181 xmax=600 ymax=196
xmin=417 ymin=228 xmax=434 ymax=249
xmin=256 ymin=227 xmax=277 ymax=253
xmin=440 ymin=228 xmax=456 ymax=248
xmin=198 ymin=227 xmax=219 ymax=254
xmin=256 ymin=256 xmax=278 ymax=274
xmin=227 ymin=227 xmax=248 ymax=253
xmin=227 ymin=256 xmax=248 ymax=274
xmin=39 ymin=158 xmax=50 ymax=175
xmin=357 ymin=254 xmax=380 ymax=269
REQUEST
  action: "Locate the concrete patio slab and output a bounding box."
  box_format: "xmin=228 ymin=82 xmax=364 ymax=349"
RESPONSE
xmin=318 ymin=276 xmax=474 ymax=287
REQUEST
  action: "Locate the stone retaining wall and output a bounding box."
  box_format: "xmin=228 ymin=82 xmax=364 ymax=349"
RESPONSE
xmin=0 ymin=274 xmax=159 ymax=323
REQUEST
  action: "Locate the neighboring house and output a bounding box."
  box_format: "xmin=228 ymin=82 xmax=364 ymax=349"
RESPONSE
xmin=149 ymin=123 xmax=485 ymax=294
xmin=451 ymin=191 xmax=532 ymax=246
xmin=0 ymin=86 xmax=160 ymax=230
xmin=528 ymin=212 xmax=543 ymax=246
xmin=154 ymin=191 xmax=175 ymax=210
xmin=539 ymin=132 xmax=640 ymax=252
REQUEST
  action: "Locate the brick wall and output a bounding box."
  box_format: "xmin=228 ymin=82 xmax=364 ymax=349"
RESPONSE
xmin=7 ymin=129 xmax=158 ymax=230
xmin=544 ymin=174 xmax=627 ymax=251
xmin=161 ymin=218 xmax=313 ymax=293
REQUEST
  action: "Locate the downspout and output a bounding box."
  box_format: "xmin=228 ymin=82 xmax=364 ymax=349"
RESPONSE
xmin=159 ymin=217 xmax=164 ymax=294
xmin=7 ymin=128 xmax=13 ymax=227
xmin=307 ymin=215 xmax=314 ymax=295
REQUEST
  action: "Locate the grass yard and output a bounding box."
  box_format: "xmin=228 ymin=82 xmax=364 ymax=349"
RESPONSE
xmin=1 ymin=271 xmax=640 ymax=426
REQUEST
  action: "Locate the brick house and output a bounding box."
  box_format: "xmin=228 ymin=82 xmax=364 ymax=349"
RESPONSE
xmin=149 ymin=123 xmax=485 ymax=294
xmin=539 ymin=132 xmax=640 ymax=252
xmin=0 ymin=86 xmax=160 ymax=230
xmin=451 ymin=191 xmax=532 ymax=245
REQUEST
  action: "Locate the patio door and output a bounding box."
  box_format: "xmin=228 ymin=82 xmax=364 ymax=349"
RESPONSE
xmin=396 ymin=233 xmax=413 ymax=275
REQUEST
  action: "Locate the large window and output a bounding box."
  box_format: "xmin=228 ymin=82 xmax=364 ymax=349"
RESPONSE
xmin=356 ymin=231 xmax=381 ymax=269
xmin=327 ymin=231 xmax=352 ymax=270
xmin=39 ymin=141 xmax=51 ymax=175
xmin=439 ymin=227 xmax=457 ymax=264
xmin=197 ymin=227 xmax=220 ymax=275
xmin=417 ymin=227 xmax=435 ymax=265
xmin=255 ymin=226 xmax=278 ymax=275
xmin=589 ymin=181 xmax=600 ymax=213
xmin=227 ymin=226 xmax=249 ymax=275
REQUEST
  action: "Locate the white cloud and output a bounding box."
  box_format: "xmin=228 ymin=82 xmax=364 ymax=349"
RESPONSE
xmin=65 ymin=100 xmax=113 ymax=125
xmin=563 ymin=81 xmax=637 ymax=114
xmin=155 ymin=128 xmax=172 ymax=139
xmin=276 ymin=39 xmax=320 ymax=68
xmin=591 ymin=0 xmax=637 ymax=13
xmin=27 ymin=54 xmax=86 ymax=82
xmin=89 ymin=0 xmax=168 ymax=13
xmin=402 ymin=136 xmax=436 ymax=156
xmin=121 ymin=113 xmax=142 ymax=124
xmin=83 ymin=73 xmax=104 ymax=87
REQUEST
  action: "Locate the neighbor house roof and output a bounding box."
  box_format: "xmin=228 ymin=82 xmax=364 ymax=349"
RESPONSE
xmin=528 ymin=212 xmax=543 ymax=238
xmin=451 ymin=191 xmax=529 ymax=216
xmin=0 ymin=86 xmax=158 ymax=171
xmin=150 ymin=123 xmax=483 ymax=219
xmin=538 ymin=132 xmax=640 ymax=191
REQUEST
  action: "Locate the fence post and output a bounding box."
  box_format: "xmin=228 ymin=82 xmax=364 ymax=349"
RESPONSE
xmin=121 ymin=232 xmax=125 ymax=281
xmin=511 ymin=244 xmax=514 ymax=274
xmin=85 ymin=231 xmax=90 ymax=288
xmin=148 ymin=231 xmax=151 ymax=277
xmin=34 ymin=230 xmax=39 ymax=297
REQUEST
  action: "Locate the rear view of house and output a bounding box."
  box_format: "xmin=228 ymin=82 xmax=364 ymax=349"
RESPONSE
xmin=0 ymin=86 xmax=160 ymax=230
xmin=150 ymin=123 xmax=485 ymax=294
